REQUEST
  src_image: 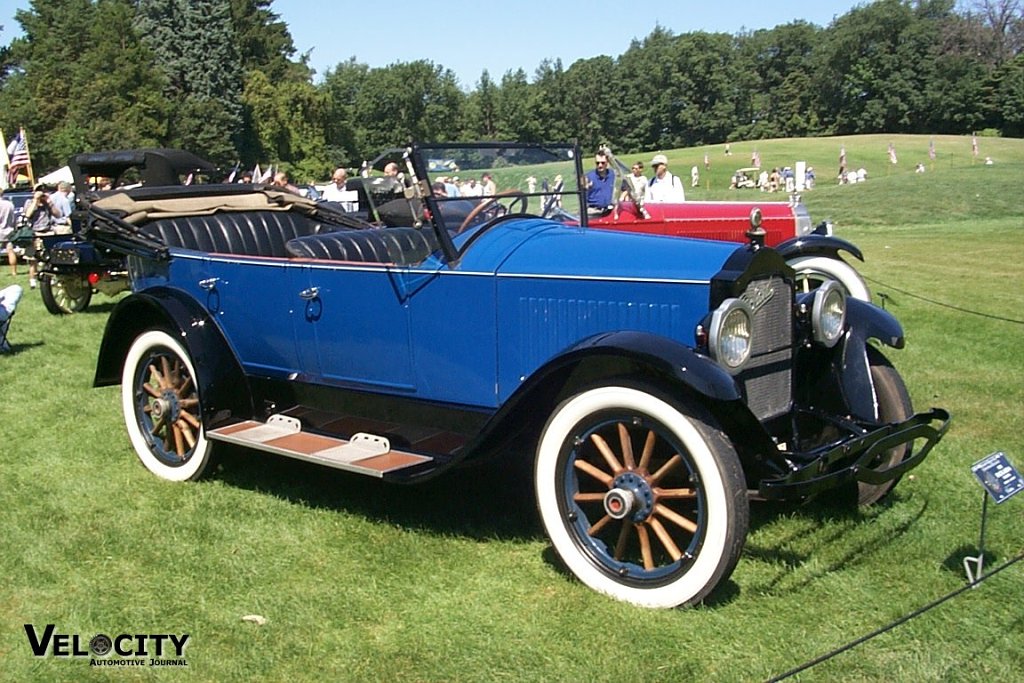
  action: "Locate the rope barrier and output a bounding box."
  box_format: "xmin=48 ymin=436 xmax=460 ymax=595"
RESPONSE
xmin=866 ymin=275 xmax=1024 ymax=325
xmin=767 ymin=547 xmax=1024 ymax=682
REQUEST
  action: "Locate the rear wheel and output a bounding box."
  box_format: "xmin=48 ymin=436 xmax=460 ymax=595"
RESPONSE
xmin=788 ymin=255 xmax=870 ymax=302
xmin=535 ymin=385 xmax=748 ymax=608
xmin=121 ymin=330 xmax=212 ymax=481
xmin=40 ymin=273 xmax=92 ymax=314
xmin=856 ymin=348 xmax=914 ymax=506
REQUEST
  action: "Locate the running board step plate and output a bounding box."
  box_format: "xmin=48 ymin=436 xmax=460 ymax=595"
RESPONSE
xmin=207 ymin=414 xmax=432 ymax=478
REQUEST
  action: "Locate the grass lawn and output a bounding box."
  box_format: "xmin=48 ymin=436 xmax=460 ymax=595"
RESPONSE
xmin=1 ymin=134 xmax=1022 ymax=681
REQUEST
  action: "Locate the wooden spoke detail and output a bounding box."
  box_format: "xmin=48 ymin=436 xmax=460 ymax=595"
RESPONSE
xmin=648 ymin=516 xmax=683 ymax=562
xmin=655 ymin=503 xmax=698 ymax=533
xmin=649 ymin=454 xmax=683 ymax=485
xmin=636 ymin=523 xmax=654 ymax=570
xmin=143 ymin=383 xmax=161 ymax=399
xmin=150 ymin=413 xmax=167 ymax=436
xmin=160 ymin=356 xmax=172 ymax=389
xmin=589 ymin=433 xmax=624 ymax=475
xmin=176 ymin=419 xmax=197 ymax=449
xmin=588 ymin=514 xmax=614 ymax=537
xmin=617 ymin=423 xmax=636 ymax=470
xmin=614 ymin=521 xmax=632 ymax=561
xmin=178 ymin=409 xmax=201 ymax=430
xmin=655 ymin=487 xmax=697 ymax=500
xmin=572 ymin=492 xmax=606 ymax=503
xmin=179 ymin=397 xmax=198 ymax=410
xmin=638 ymin=429 xmax=656 ymax=472
xmin=148 ymin=365 xmax=164 ymax=390
xmin=178 ymin=375 xmax=193 ymax=397
xmin=173 ymin=421 xmax=186 ymax=457
xmin=574 ymin=459 xmax=613 ymax=487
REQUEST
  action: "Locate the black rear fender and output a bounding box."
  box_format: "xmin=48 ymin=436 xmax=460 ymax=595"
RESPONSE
xmin=94 ymin=288 xmax=254 ymax=428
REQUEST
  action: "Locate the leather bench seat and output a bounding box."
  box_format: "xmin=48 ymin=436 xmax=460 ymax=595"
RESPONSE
xmin=140 ymin=210 xmax=329 ymax=258
xmin=285 ymin=227 xmax=440 ymax=266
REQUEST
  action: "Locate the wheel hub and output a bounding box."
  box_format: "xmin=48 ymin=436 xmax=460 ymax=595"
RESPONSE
xmin=605 ymin=472 xmax=655 ymax=523
xmin=150 ymin=391 xmax=180 ymax=424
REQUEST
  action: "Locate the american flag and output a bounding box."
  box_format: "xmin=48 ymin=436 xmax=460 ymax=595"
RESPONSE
xmin=751 ymin=149 xmax=760 ymax=169
xmin=929 ymin=138 xmax=936 ymax=161
xmin=839 ymin=146 xmax=846 ymax=167
xmin=971 ymin=134 xmax=979 ymax=157
xmin=888 ymin=142 xmax=898 ymax=165
xmin=6 ymin=128 xmax=31 ymax=185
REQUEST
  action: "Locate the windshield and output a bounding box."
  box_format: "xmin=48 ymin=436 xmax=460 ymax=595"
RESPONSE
xmin=408 ymin=142 xmax=585 ymax=256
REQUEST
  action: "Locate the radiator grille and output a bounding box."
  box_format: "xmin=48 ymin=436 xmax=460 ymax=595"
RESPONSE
xmin=737 ymin=276 xmax=793 ymax=420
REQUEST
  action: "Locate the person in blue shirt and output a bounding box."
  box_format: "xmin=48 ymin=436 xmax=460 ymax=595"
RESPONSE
xmin=585 ymin=152 xmax=616 ymax=213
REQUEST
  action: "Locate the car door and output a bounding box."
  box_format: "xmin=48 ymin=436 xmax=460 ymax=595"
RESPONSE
xmin=294 ymin=261 xmax=417 ymax=392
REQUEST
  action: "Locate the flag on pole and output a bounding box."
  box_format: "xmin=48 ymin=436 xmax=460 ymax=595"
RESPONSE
xmin=7 ymin=128 xmax=32 ymax=186
xmin=751 ymin=149 xmax=760 ymax=169
xmin=225 ymin=161 xmax=241 ymax=183
xmin=888 ymin=142 xmax=898 ymax=165
xmin=259 ymin=164 xmax=274 ymax=184
xmin=252 ymin=163 xmax=262 ymax=183
xmin=839 ymin=146 xmax=847 ymax=168
xmin=929 ymin=138 xmax=936 ymax=161
xmin=971 ymin=134 xmax=979 ymax=157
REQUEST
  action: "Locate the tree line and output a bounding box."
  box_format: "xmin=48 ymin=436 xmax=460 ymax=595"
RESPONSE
xmin=0 ymin=0 xmax=1021 ymax=181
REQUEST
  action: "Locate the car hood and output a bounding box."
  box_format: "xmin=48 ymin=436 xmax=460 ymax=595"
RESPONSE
xmin=469 ymin=218 xmax=742 ymax=283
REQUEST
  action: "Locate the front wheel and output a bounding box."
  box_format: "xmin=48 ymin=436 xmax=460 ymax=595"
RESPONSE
xmin=121 ymin=330 xmax=212 ymax=481
xmin=856 ymin=348 xmax=914 ymax=506
xmin=535 ymin=385 xmax=748 ymax=608
xmin=40 ymin=273 xmax=92 ymax=314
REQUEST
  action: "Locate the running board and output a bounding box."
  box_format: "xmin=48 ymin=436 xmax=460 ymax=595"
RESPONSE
xmin=207 ymin=414 xmax=433 ymax=478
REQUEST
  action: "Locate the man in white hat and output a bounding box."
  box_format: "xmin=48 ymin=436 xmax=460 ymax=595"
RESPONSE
xmin=647 ymin=153 xmax=686 ymax=203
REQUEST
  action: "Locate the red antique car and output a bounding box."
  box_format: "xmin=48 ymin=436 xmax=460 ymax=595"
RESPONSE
xmin=587 ymin=151 xmax=871 ymax=301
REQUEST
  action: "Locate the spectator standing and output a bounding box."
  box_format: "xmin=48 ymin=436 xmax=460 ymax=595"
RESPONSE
xmin=617 ymin=161 xmax=650 ymax=219
xmin=321 ymin=167 xmax=359 ymax=211
xmin=24 ymin=187 xmax=59 ymax=288
xmin=51 ymin=181 xmax=74 ymax=234
xmin=1 ymin=190 xmax=17 ymax=276
xmin=647 ymin=154 xmax=685 ymax=203
xmin=691 ymin=165 xmax=700 ymax=188
xmin=585 ymin=152 xmax=616 ymax=212
xmin=481 ymin=173 xmax=497 ymax=196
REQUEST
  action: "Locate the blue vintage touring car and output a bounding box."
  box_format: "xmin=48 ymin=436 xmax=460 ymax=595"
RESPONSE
xmin=86 ymin=142 xmax=948 ymax=608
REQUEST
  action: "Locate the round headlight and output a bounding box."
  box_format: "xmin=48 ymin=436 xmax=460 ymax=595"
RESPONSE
xmin=709 ymin=298 xmax=753 ymax=373
xmin=812 ymin=280 xmax=846 ymax=347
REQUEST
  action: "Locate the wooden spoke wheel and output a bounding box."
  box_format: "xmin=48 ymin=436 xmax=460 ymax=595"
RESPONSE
xmin=535 ymin=385 xmax=748 ymax=608
xmin=40 ymin=273 xmax=92 ymax=314
xmin=121 ymin=330 xmax=212 ymax=481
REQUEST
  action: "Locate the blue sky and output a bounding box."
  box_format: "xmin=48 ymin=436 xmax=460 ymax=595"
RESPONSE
xmin=1 ymin=0 xmax=865 ymax=88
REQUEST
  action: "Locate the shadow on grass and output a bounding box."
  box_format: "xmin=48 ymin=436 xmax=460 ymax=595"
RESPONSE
xmin=211 ymin=444 xmax=542 ymax=542
xmin=742 ymin=490 xmax=930 ymax=597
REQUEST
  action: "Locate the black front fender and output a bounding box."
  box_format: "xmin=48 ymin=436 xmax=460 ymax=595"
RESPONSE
xmin=777 ymin=234 xmax=864 ymax=262
xmin=839 ymin=298 xmax=905 ymax=421
xmin=94 ymin=288 xmax=254 ymax=428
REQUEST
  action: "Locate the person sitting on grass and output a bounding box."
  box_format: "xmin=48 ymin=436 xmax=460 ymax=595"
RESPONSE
xmin=0 ymin=283 xmax=23 ymax=353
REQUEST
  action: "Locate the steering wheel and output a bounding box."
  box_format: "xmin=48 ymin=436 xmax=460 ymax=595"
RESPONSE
xmin=457 ymin=190 xmax=528 ymax=234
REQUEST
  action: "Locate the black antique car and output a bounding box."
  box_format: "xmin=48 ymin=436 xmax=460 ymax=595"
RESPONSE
xmin=36 ymin=149 xmax=218 ymax=314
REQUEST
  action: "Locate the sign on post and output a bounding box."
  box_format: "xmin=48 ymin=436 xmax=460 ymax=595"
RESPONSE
xmin=971 ymin=451 xmax=1023 ymax=504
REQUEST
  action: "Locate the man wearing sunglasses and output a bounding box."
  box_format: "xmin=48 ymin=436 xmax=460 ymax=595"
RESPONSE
xmin=585 ymin=152 xmax=616 ymax=214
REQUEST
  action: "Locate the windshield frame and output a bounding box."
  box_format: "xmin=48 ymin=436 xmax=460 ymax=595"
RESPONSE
xmin=405 ymin=141 xmax=587 ymax=263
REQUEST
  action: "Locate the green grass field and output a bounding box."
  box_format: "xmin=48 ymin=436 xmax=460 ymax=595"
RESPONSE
xmin=1 ymin=134 xmax=1022 ymax=681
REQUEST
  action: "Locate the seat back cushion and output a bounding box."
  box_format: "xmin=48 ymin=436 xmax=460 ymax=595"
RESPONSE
xmin=140 ymin=210 xmax=325 ymax=257
xmin=285 ymin=227 xmax=439 ymax=265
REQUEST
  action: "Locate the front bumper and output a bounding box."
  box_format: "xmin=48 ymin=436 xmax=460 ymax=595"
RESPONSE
xmin=758 ymin=408 xmax=951 ymax=500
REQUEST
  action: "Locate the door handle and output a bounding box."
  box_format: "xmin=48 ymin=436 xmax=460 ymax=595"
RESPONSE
xmin=299 ymin=287 xmax=320 ymax=300
xmin=198 ymin=277 xmax=220 ymax=291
